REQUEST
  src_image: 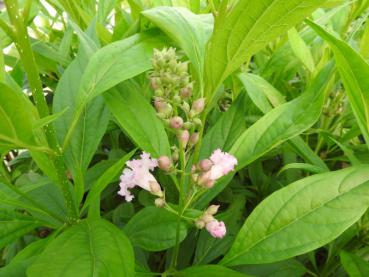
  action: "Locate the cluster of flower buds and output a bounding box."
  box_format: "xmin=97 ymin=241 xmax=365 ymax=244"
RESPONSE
xmin=118 ymin=152 xmax=165 ymax=206
xmin=192 ymin=149 xmax=238 ymax=188
xmin=150 ymin=48 xmax=205 ymax=151
xmin=195 ymin=205 xmax=226 ymax=238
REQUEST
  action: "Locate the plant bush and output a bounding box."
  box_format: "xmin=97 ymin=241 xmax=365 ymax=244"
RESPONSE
xmin=1 ymin=0 xmax=369 ymax=276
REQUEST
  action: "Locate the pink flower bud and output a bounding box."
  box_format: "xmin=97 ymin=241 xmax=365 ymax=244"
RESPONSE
xmin=206 ymin=220 xmax=226 ymax=238
xmin=169 ymin=116 xmax=184 ymax=129
xmin=198 ymin=171 xmax=211 ymax=186
xmin=150 ymin=78 xmax=160 ymax=90
xmin=199 ymin=159 xmax=212 ymax=171
xmin=206 ymin=205 xmax=220 ymax=216
xmin=189 ymin=133 xmax=199 ymax=146
xmin=158 ymin=156 xmax=172 ymax=172
xmin=191 ymin=98 xmax=205 ymax=114
xmin=154 ymin=99 xmax=167 ymax=113
xmin=180 ymin=85 xmax=192 ymax=98
xmin=177 ymin=130 xmax=190 ymax=147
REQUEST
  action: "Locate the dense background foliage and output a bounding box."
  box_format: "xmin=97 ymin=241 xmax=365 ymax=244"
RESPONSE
xmin=2 ymin=0 xmax=369 ymax=276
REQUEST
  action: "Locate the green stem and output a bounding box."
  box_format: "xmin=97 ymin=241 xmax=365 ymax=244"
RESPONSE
xmin=4 ymin=0 xmax=78 ymax=224
xmin=170 ymin=144 xmax=186 ymax=269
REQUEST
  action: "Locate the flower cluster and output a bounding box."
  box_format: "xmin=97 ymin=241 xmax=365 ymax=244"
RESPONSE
xmin=118 ymin=152 xmax=163 ymax=202
xmin=150 ymin=47 xmax=205 ymax=153
xmin=196 ymin=205 xmax=226 ymax=238
xmin=193 ymin=149 xmax=238 ymax=188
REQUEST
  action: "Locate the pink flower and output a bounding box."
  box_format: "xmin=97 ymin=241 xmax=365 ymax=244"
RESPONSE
xmin=206 ymin=220 xmax=226 ymax=238
xmin=118 ymin=152 xmax=161 ymax=202
xmin=209 ymin=149 xmax=237 ymax=180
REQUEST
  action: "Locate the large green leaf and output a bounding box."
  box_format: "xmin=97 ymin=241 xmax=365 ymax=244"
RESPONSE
xmin=0 ymin=209 xmax=41 ymax=249
xmin=0 ymin=83 xmax=46 ymax=152
xmin=0 ymin=238 xmax=49 ymax=277
xmin=124 ymin=206 xmax=187 ymax=251
xmin=307 ymin=20 xmax=369 ymax=149
xmin=204 ymin=0 xmax=328 ymax=97
xmin=53 ymin=54 xmax=109 ymax=203
xmin=221 ymin=166 xmax=369 ymax=266
xmin=142 ymin=7 xmax=213 ymax=89
xmin=179 ymin=265 xmax=249 ymax=277
xmin=104 ymin=81 xmax=171 ymax=157
xmin=231 ymin=62 xmax=334 ymax=170
xmin=340 ymin=251 xmax=369 ymax=277
xmin=27 ymin=218 xmax=134 ymax=277
xmin=77 ymin=30 xmax=166 ymax=105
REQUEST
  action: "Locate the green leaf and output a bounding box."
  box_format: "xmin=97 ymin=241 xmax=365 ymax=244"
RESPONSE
xmin=231 ymin=62 xmax=334 ymax=170
xmin=77 ymin=30 xmax=166 ymax=105
xmin=104 ymin=81 xmax=171 ymax=157
xmin=199 ymin=92 xmax=247 ymax=159
xmin=27 ymin=218 xmax=134 ymax=277
xmin=204 ymin=0 xmax=328 ymax=97
xmin=124 ymin=206 xmax=187 ymax=251
xmin=0 ymin=238 xmax=49 ymax=277
xmin=236 ymin=259 xmax=307 ymax=277
xmin=142 ymin=7 xmax=213 ymax=89
xmin=307 ymin=19 xmax=369 ymax=149
xmin=0 ymin=83 xmax=47 ymax=152
xmin=278 ymin=163 xmax=327 ymax=175
xmin=221 ymin=166 xmax=369 ymax=266
xmin=288 ymin=27 xmax=315 ymax=72
xmin=0 ymin=209 xmax=41 ymax=249
xmin=179 ymin=265 xmax=249 ymax=277
xmin=82 ymin=149 xmax=136 ymax=213
xmin=340 ymin=251 xmax=369 ymax=277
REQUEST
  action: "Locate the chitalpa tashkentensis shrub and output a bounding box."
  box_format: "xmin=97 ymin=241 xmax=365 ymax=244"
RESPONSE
xmin=118 ymin=48 xmax=237 ymax=239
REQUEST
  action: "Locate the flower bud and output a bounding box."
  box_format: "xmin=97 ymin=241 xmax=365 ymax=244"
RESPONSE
xmin=191 ymin=173 xmax=199 ymax=182
xmin=155 ymin=198 xmax=166 ymax=208
xmin=183 ymin=121 xmax=193 ymax=130
xmin=150 ymin=77 xmax=160 ymax=90
xmin=191 ymin=98 xmax=205 ymax=114
xmin=154 ymin=89 xmax=164 ymax=97
xmin=169 ymin=116 xmax=184 ymax=129
xmin=177 ymin=130 xmax=190 ymax=147
xmin=192 ymin=118 xmax=202 ymax=128
xmin=173 ymin=95 xmax=182 ymax=104
xmin=154 ymin=99 xmax=167 ymax=113
xmin=206 ymin=205 xmax=220 ymax=216
xmin=201 ymin=214 xmax=214 ymax=224
xmin=189 ymin=132 xmax=199 ymax=146
xmin=180 ymin=85 xmax=192 ymax=98
xmin=149 ymin=181 xmax=163 ymax=197
xmin=198 ymin=171 xmax=211 ymax=186
xmin=199 ymin=159 xmax=212 ymax=171
xmin=195 ymin=219 xmax=205 ymax=229
xmin=181 ymin=102 xmax=190 ymax=113
xmin=158 ymin=156 xmax=172 ymax=172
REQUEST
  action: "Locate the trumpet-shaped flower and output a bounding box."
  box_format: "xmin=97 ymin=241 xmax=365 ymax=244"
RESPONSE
xmin=209 ymin=149 xmax=238 ymax=180
xmin=206 ymin=220 xmax=227 ymax=238
xmin=118 ymin=152 xmax=161 ymax=202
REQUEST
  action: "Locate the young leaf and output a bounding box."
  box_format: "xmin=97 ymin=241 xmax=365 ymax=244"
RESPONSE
xmin=124 ymin=206 xmax=187 ymax=251
xmin=204 ymin=0 xmax=328 ymax=97
xmin=142 ymin=7 xmax=213 ymax=88
xmin=104 ymin=81 xmax=171 ymax=157
xmin=288 ymin=27 xmax=315 ymax=72
xmin=307 ymin=19 xmax=369 ymax=149
xmin=27 ymin=219 xmax=134 ymax=277
xmin=221 ymin=166 xmax=369 ymax=266
xmin=340 ymin=251 xmax=369 ymax=277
